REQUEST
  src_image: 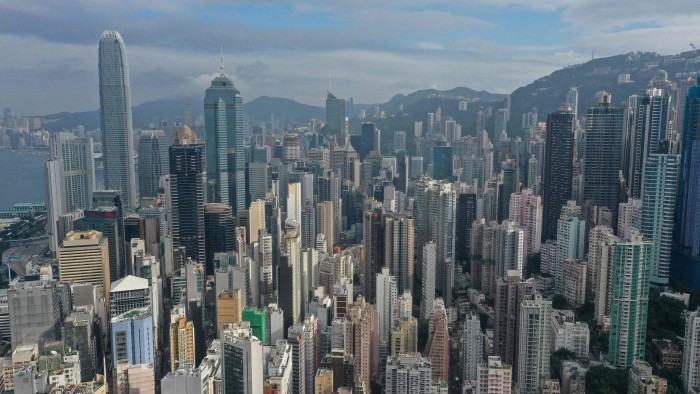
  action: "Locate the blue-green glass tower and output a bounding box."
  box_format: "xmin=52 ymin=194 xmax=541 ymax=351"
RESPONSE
xmin=205 ymin=60 xmax=245 ymax=215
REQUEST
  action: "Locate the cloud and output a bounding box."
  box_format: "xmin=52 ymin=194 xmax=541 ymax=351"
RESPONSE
xmin=0 ymin=1 xmax=697 ymax=114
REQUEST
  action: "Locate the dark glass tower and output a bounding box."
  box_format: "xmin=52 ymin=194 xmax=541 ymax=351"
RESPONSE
xmin=98 ymin=31 xmax=137 ymax=209
xmin=360 ymin=122 xmax=376 ymax=160
xmin=678 ymin=76 xmax=700 ymax=250
xmin=542 ymin=106 xmax=575 ymax=241
xmin=137 ymin=130 xmax=169 ymax=199
xmin=582 ymin=93 xmax=624 ymax=228
xmin=433 ymin=145 xmax=454 ymax=181
xmin=170 ymin=126 xmax=207 ymax=264
xmin=204 ymin=61 xmax=245 ymax=215
xmin=455 ymin=192 xmax=477 ymax=264
xmin=204 ymin=203 xmax=235 ymax=274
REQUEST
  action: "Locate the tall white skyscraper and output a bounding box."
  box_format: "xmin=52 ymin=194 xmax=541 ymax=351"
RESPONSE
xmin=508 ymin=188 xmax=542 ymax=255
xmin=421 ymin=242 xmax=436 ymax=320
xmin=640 ymin=152 xmax=680 ymax=285
xmin=221 ymin=322 xmax=263 ymax=394
xmin=463 ymin=313 xmax=484 ymax=391
xmin=683 ymin=307 xmax=700 ymax=393
xmin=98 ymin=31 xmax=137 ymax=209
xmin=517 ymin=293 xmax=552 ymax=394
xmin=376 ymin=268 xmax=398 ymax=363
xmin=566 ymin=87 xmax=579 ymax=119
xmin=608 ymin=231 xmax=652 ymax=368
xmin=555 ymin=209 xmax=585 ymax=291
xmin=617 ymin=198 xmax=642 ymax=241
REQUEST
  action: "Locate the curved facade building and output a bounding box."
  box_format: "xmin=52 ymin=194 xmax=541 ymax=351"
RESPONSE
xmin=99 ymin=31 xmax=137 ymax=209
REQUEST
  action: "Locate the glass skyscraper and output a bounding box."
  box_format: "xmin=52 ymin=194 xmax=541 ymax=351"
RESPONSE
xmin=204 ymin=66 xmax=244 ymax=215
xmin=98 ymin=31 xmax=137 ymax=209
xmin=542 ymin=107 xmax=574 ymax=241
xmin=137 ymin=130 xmax=168 ymax=199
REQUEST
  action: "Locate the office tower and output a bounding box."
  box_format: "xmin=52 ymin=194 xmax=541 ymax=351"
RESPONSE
xmin=561 ymin=259 xmax=587 ymax=307
xmin=316 ymin=201 xmax=334 ymax=254
xmin=550 ymin=310 xmax=590 ymax=360
xmin=426 ymin=298 xmax=449 ymax=383
xmin=376 ymin=268 xmax=397 ymax=366
xmin=508 ymin=188 xmax=542 ymax=257
xmin=433 ymin=145 xmax=453 ymax=181
xmin=625 ymin=89 xmax=672 ymax=199
xmin=170 ymin=315 xmax=196 ymax=372
xmin=242 ymin=307 xmax=267 ymax=345
xmin=679 ymin=76 xmax=700 ymax=252
xmin=583 ymin=93 xmax=624 ymax=226
xmin=360 ymin=122 xmax=377 ymax=160
xmin=383 ymin=213 xmax=414 ymax=294
xmin=517 ymin=293 xmax=552 ymax=394
xmin=204 ymin=59 xmax=244 ymax=214
xmin=98 ymin=31 xmax=137 ymax=209
xmin=221 ymin=322 xmax=264 ymax=394
xmin=493 ymin=272 xmax=536 ymax=367
xmin=111 ymin=307 xmax=154 ymax=366
xmin=79 ymin=205 xmax=125 ymax=281
xmin=318 ymin=170 xmax=341 ymax=243
xmin=170 ymin=126 xmax=206 ymax=264
xmin=566 ymin=87 xmax=579 ymax=119
xmin=542 ymin=106 xmax=575 ymax=241
xmin=326 ymin=92 xmax=348 ymax=145
xmin=345 ymin=296 xmax=378 ymax=391
xmin=58 ymin=230 xmax=110 ymax=296
xmin=421 ymin=242 xmax=437 ymax=320
xmin=362 ymin=206 xmax=383 ymax=303
xmin=257 ymin=233 xmax=274 ymax=306
xmin=204 ymin=203 xmax=235 ymax=274
xmin=8 ymin=280 xmax=61 ymax=349
xmin=287 ymin=324 xmax=307 ymax=394
xmin=137 ymin=130 xmax=168 ymax=199
xmin=217 ymin=289 xmax=243 ymax=333
xmin=618 ymin=198 xmax=642 ymax=241
xmin=476 ymin=356 xmax=512 ymax=394
xmin=110 ymin=275 xmax=151 ymax=316
xmin=45 ymin=132 xmax=95 ymax=255
xmin=498 ymin=161 xmax=518 ymax=222
xmin=287 ymin=181 xmax=302 ymax=224
xmin=496 ymin=220 xmax=526 ymax=279
xmin=248 ymin=199 xmax=266 ymax=245
xmin=456 ymin=192 xmax=477 ymax=263
xmin=394 ymin=131 xmax=406 ymax=152
xmin=385 ymin=353 xmax=433 ymax=394
xmin=683 ymin=307 xmax=700 ymax=392
xmin=495 ymin=108 xmax=508 ymax=145
xmin=247 ymin=162 xmax=268 ymax=205
xmin=608 ymin=232 xmax=652 ymax=367
xmin=641 ymin=152 xmax=679 ymax=285
xmin=555 ymin=205 xmax=585 ymax=291
xmin=463 ymin=313 xmax=483 ymax=390
xmin=64 ymin=309 xmax=100 ymax=381
xmin=279 ymin=219 xmax=302 ymax=329
xmin=113 ymin=364 xmax=155 ymax=394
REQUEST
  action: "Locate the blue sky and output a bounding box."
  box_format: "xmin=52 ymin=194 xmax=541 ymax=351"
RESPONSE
xmin=0 ymin=0 xmax=697 ymax=114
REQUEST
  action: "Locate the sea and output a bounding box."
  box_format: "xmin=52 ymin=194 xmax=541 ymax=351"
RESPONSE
xmin=0 ymin=149 xmax=48 ymax=210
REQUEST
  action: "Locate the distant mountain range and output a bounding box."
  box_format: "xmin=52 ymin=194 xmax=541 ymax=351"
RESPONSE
xmin=39 ymin=50 xmax=700 ymax=135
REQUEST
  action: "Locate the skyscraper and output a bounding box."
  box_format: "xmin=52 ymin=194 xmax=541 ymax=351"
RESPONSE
xmin=509 ymin=188 xmax=542 ymax=255
xmin=542 ymin=106 xmax=574 ymax=241
xmin=98 ymin=31 xmax=137 ymax=209
xmin=326 ymin=92 xmax=348 ymax=146
xmin=566 ymin=87 xmax=579 ymax=120
xmin=137 ymin=130 xmax=168 ymax=199
xmin=433 ymin=145 xmax=454 ymax=181
xmin=554 ymin=206 xmax=586 ymax=291
xmin=682 ymin=307 xmax=700 ymax=392
xmin=641 ymin=152 xmax=679 ymax=285
xmin=204 ymin=58 xmax=245 ymax=214
xmin=221 ymin=322 xmax=264 ymax=394
xmin=383 ymin=213 xmax=414 ymax=294
xmin=58 ymin=230 xmax=110 ymax=297
xmin=583 ymin=93 xmax=624 ymax=226
xmin=385 ymin=353 xmax=433 ymax=394
xmin=376 ymin=268 xmax=397 ymax=365
xmin=463 ymin=312 xmax=483 ymax=390
xmin=170 ymin=126 xmax=207 ymax=264
xmin=204 ymin=203 xmax=235 ymax=274
xmin=517 ymin=293 xmax=552 ymax=394
xmin=608 ymin=232 xmax=652 ymax=367
xmin=476 ymin=356 xmax=512 ymax=394
xmin=110 ymin=307 xmax=155 ymax=366
xmin=678 ymin=75 xmax=700 ymax=251
xmin=421 ymin=242 xmax=436 ymax=320
xmin=493 ymin=272 xmax=536 ymax=368
xmin=456 ymin=191 xmax=477 ymax=264
xmin=8 ymin=280 xmax=61 ymax=350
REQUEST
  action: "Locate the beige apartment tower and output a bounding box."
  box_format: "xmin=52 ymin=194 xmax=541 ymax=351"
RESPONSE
xmin=58 ymin=230 xmax=110 ymax=296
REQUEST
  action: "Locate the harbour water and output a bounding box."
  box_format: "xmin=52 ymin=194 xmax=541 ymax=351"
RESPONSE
xmin=0 ymin=149 xmax=48 ymax=210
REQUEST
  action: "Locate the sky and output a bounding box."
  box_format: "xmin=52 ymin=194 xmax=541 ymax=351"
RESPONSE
xmin=0 ymin=0 xmax=698 ymax=115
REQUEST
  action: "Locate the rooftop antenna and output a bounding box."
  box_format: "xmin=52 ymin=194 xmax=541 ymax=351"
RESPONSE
xmin=219 ymin=44 xmax=224 ymax=75
xmin=328 ymin=75 xmax=332 ymax=93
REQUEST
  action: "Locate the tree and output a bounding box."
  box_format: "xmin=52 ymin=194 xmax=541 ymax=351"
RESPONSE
xmin=585 ymin=365 xmax=628 ymax=394
xmin=550 ymin=348 xmax=577 ymax=380
xmin=552 ymin=294 xmax=567 ymax=309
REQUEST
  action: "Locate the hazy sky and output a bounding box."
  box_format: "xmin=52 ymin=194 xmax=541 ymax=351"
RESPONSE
xmin=1 ymin=1 xmax=698 ymax=115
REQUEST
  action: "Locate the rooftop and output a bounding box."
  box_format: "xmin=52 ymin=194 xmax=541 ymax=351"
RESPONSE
xmin=111 ymin=275 xmax=149 ymax=293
